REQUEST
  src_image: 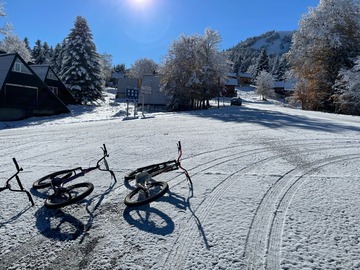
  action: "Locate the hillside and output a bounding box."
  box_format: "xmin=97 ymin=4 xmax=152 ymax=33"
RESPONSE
xmin=227 ymin=30 xmax=294 ymax=73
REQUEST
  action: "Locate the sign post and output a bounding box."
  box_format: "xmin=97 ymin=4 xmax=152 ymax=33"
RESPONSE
xmin=125 ymin=88 xmax=139 ymax=118
xmin=140 ymin=86 xmax=152 ymax=118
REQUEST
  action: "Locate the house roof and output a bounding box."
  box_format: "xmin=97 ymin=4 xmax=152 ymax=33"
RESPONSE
xmin=225 ymin=78 xmax=238 ymax=86
xmin=30 ymin=65 xmax=49 ymax=80
xmin=238 ymin=72 xmax=253 ymax=79
xmin=0 ymin=53 xmax=16 ymax=90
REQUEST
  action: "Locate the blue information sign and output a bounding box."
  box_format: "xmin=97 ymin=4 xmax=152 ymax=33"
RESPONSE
xmin=126 ymin=88 xmax=139 ymax=101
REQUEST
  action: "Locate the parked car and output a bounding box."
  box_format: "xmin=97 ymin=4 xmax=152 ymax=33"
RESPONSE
xmin=230 ymin=97 xmax=242 ymax=106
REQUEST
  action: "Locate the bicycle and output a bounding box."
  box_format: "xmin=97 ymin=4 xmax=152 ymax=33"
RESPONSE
xmin=32 ymin=144 xmax=116 ymax=209
xmin=124 ymin=141 xmax=192 ymax=207
xmin=0 ymin=158 xmax=34 ymax=206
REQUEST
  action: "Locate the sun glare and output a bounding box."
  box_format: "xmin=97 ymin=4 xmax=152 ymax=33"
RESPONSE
xmin=129 ymin=0 xmax=151 ymax=9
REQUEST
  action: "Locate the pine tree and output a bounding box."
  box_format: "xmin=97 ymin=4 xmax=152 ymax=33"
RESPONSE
xmin=50 ymin=43 xmax=62 ymax=74
xmin=254 ymin=48 xmax=270 ymax=78
xmin=60 ymin=16 xmax=103 ymax=104
xmin=32 ymin=39 xmax=46 ymax=64
xmin=23 ymin=37 xmax=31 ymax=52
xmin=42 ymin=41 xmax=51 ymax=64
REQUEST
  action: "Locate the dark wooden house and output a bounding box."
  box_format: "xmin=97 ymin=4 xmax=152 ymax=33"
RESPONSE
xmin=30 ymin=64 xmax=77 ymax=105
xmin=0 ymin=53 xmax=70 ymax=121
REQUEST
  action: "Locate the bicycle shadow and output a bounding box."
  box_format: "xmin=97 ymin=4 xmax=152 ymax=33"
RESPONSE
xmin=35 ymin=206 xmax=85 ymax=241
xmin=0 ymin=204 xmax=33 ymax=228
xmin=123 ymin=205 xmax=175 ymax=236
xmin=162 ymin=181 xmax=211 ymax=250
xmin=79 ymin=175 xmax=117 ymax=243
xmin=30 ymin=186 xmax=52 ymax=199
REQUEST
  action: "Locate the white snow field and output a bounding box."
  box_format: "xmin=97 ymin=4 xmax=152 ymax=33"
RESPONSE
xmin=1 ymin=88 xmax=360 ymax=270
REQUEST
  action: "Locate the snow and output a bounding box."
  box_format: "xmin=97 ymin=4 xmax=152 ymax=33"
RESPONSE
xmin=1 ymin=88 xmax=360 ymax=270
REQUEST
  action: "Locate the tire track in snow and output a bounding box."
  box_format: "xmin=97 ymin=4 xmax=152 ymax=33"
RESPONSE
xmin=264 ymin=154 xmax=360 ymax=270
xmin=163 ymin=140 xmax=360 ymax=269
xmin=242 ymin=150 xmax=360 ymax=270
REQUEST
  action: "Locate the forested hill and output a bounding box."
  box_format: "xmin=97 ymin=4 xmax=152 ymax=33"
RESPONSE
xmin=227 ymin=30 xmax=294 ymax=73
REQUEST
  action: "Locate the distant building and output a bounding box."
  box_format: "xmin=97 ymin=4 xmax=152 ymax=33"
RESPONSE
xmin=116 ymin=77 xmax=138 ymax=98
xmin=238 ymin=72 xmax=253 ymax=85
xmin=141 ymin=74 xmax=171 ymax=106
xmin=273 ymin=79 xmax=295 ymax=98
xmin=224 ymin=72 xmax=238 ymax=97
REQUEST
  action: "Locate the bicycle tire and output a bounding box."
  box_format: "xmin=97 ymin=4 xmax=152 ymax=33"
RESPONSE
xmin=44 ymin=182 xmax=94 ymax=209
xmin=124 ymin=162 xmax=178 ymax=181
xmin=33 ymin=169 xmax=75 ymax=189
xmin=124 ymin=181 xmax=169 ymax=207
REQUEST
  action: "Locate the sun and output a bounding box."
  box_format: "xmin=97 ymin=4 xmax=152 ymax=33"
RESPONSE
xmin=129 ymin=0 xmax=151 ymax=8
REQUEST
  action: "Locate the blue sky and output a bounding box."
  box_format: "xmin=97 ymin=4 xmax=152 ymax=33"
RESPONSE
xmin=2 ymin=0 xmax=319 ymax=67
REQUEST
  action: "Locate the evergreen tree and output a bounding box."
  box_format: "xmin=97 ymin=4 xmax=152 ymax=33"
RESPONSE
xmin=113 ymin=64 xmax=126 ymax=74
xmin=42 ymin=41 xmax=51 ymax=64
xmin=254 ymin=48 xmax=270 ymax=78
xmin=50 ymin=43 xmax=63 ymax=74
xmin=23 ymin=37 xmax=31 ymax=52
xmin=32 ymin=39 xmax=46 ymax=64
xmin=60 ymin=16 xmax=103 ymax=104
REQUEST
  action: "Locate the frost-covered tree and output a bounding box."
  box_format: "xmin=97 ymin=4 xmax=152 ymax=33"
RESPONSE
xmin=333 ymin=57 xmax=360 ymax=115
xmin=287 ymin=0 xmax=360 ymax=112
xmin=99 ymin=53 xmax=113 ymax=84
xmin=0 ymin=34 xmax=32 ymax=62
xmin=255 ymin=70 xmax=274 ymax=100
xmin=0 ymin=2 xmax=12 ymax=36
xmin=60 ymin=16 xmax=103 ymax=104
xmin=254 ymin=48 xmax=270 ymax=78
xmin=129 ymin=58 xmax=158 ymax=84
xmin=161 ymin=28 xmax=229 ymax=110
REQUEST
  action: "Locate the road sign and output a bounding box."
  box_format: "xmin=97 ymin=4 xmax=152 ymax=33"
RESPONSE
xmin=126 ymin=88 xmax=139 ymax=101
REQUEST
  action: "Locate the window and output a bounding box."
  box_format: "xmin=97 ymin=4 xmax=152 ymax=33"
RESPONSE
xmin=47 ymin=71 xmax=57 ymax=80
xmin=13 ymin=62 xmax=22 ymax=72
xmin=12 ymin=60 xmax=32 ymax=74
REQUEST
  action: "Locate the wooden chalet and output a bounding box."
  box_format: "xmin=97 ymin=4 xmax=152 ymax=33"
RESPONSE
xmin=30 ymin=64 xmax=78 ymax=105
xmin=224 ymin=72 xmax=238 ymax=97
xmin=0 ymin=53 xmax=70 ymax=121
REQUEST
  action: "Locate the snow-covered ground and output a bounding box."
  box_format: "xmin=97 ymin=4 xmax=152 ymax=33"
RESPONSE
xmin=1 ymin=88 xmax=360 ymax=270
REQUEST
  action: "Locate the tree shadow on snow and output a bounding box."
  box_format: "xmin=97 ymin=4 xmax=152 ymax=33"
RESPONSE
xmin=123 ymin=205 xmax=175 ymax=236
xmin=186 ymin=104 xmax=360 ymax=133
xmin=35 ymin=206 xmax=85 ymax=241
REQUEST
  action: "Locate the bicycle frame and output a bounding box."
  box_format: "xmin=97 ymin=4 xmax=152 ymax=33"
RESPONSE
xmin=126 ymin=141 xmax=192 ymax=184
xmin=50 ymin=144 xmax=116 ymax=191
xmin=0 ymin=158 xmax=34 ymax=206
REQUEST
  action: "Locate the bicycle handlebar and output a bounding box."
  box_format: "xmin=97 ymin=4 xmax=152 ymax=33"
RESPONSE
xmin=12 ymin=157 xmax=22 ymax=173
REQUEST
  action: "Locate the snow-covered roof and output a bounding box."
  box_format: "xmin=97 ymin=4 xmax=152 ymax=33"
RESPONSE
xmin=238 ymin=72 xmax=253 ymax=78
xmin=225 ymin=78 xmax=238 ymax=86
xmin=273 ymin=80 xmax=295 ymax=90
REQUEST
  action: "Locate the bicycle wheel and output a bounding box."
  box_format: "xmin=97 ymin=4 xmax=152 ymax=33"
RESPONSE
xmin=124 ymin=181 xmax=169 ymax=207
xmin=124 ymin=161 xmax=178 ymax=181
xmin=33 ymin=169 xmax=75 ymax=189
xmin=44 ymin=182 xmax=94 ymax=209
